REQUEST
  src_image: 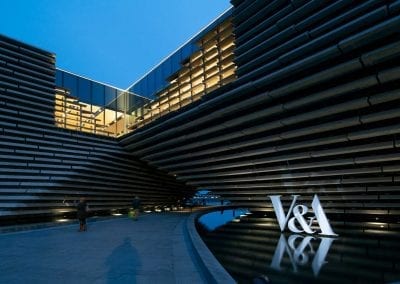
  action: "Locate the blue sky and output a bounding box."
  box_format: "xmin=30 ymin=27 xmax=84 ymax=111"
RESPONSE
xmin=0 ymin=0 xmax=231 ymax=88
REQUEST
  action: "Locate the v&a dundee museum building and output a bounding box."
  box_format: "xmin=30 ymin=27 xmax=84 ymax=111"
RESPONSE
xmin=1 ymin=1 xmax=400 ymax=283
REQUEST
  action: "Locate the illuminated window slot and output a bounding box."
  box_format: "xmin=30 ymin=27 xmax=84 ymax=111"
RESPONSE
xmin=169 ymin=90 xmax=179 ymax=99
xmin=205 ymin=75 xmax=220 ymax=87
xmin=150 ymin=101 xmax=160 ymax=109
xmin=180 ymin=90 xmax=191 ymax=100
xmin=202 ymin=31 xmax=218 ymax=43
xmin=222 ymin=64 xmax=236 ymax=76
xmin=203 ymin=39 xmax=217 ymax=50
xmin=170 ymin=96 xmax=180 ymax=106
xmin=218 ymin=19 xmax=232 ymax=32
xmin=191 ymin=58 xmax=203 ymax=68
xmin=207 ymin=52 xmax=220 ymax=63
xmin=160 ymin=103 xmax=169 ymax=112
xmin=168 ymin=81 xmax=179 ymax=91
xmin=221 ymin=74 xmax=236 ymax=85
xmin=219 ymin=39 xmax=235 ymax=51
xmin=143 ymin=112 xmax=152 ymax=120
xmin=159 ymin=95 xmax=169 ymax=105
xmin=192 ymin=83 xmax=205 ymax=95
xmin=152 ymin=108 xmax=160 ymax=116
xmin=55 ymin=105 xmax=65 ymax=112
xmin=178 ymin=75 xmax=191 ymax=84
xmin=191 ymin=67 xmax=204 ymax=79
xmin=190 ymin=50 xmax=203 ymax=62
xmin=157 ymin=90 xmax=168 ymax=99
xmin=180 ymin=98 xmax=192 ymax=108
xmin=221 ymin=61 xmax=235 ymax=71
xmin=204 ymin=50 xmax=219 ymax=62
xmin=191 ymin=76 xmax=204 ymax=87
xmin=206 ymin=69 xmax=221 ymax=82
xmin=170 ymin=103 xmax=180 ymax=111
xmin=192 ymin=92 xmax=203 ymax=102
xmin=219 ymin=29 xmax=233 ymax=42
xmin=180 ymin=83 xmax=191 ymax=93
xmin=203 ymin=66 xmax=218 ymax=78
xmin=151 ymin=113 xmax=161 ymax=121
xmin=220 ymin=53 xmax=235 ymax=65
xmin=208 ymin=84 xmax=221 ymax=93
xmin=179 ymin=67 xmax=190 ymax=77
xmin=159 ymin=109 xmax=169 ymax=117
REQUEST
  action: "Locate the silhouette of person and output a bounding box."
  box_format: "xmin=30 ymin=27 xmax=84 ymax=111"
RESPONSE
xmin=76 ymin=197 xmax=89 ymax=232
xmin=106 ymin=237 xmax=139 ymax=283
xmin=131 ymin=196 xmax=141 ymax=221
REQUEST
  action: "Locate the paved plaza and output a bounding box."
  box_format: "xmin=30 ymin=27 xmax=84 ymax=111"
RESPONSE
xmin=0 ymin=212 xmax=206 ymax=284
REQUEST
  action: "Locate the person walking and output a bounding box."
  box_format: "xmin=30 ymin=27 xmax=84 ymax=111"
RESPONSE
xmin=77 ymin=197 xmax=89 ymax=231
xmin=131 ymin=196 xmax=141 ymax=221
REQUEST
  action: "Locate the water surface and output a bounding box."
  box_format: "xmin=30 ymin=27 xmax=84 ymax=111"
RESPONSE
xmin=197 ymin=210 xmax=400 ymax=284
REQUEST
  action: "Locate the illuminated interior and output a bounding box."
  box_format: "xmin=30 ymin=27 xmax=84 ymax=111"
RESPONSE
xmin=54 ymin=18 xmax=236 ymax=136
xmin=55 ymin=87 xmax=126 ymax=137
xmin=128 ymin=17 xmax=236 ymax=130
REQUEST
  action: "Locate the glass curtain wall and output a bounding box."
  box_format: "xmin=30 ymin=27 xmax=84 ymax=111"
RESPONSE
xmin=54 ymin=70 xmax=151 ymax=137
xmin=126 ymin=15 xmax=236 ymax=130
xmin=54 ymin=10 xmax=235 ymax=136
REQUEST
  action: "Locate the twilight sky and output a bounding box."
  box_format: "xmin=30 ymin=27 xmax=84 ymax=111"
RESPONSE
xmin=0 ymin=0 xmax=231 ymax=88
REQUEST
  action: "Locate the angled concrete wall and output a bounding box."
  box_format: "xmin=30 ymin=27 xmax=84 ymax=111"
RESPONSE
xmin=0 ymin=34 xmax=194 ymax=222
xmin=120 ymin=1 xmax=400 ymax=222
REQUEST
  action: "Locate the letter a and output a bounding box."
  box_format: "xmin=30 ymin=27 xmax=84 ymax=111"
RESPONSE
xmin=311 ymin=195 xmax=337 ymax=236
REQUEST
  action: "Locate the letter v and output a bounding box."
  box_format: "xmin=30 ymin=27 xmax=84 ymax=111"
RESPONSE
xmin=270 ymin=195 xmax=299 ymax=232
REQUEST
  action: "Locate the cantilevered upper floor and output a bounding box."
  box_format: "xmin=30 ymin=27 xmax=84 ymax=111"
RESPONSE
xmin=53 ymin=8 xmax=236 ymax=137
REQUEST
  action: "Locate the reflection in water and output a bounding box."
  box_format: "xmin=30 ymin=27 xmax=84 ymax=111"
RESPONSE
xmin=270 ymin=234 xmax=335 ymax=277
xmin=197 ymin=212 xmax=400 ymax=284
xmin=198 ymin=208 xmax=249 ymax=231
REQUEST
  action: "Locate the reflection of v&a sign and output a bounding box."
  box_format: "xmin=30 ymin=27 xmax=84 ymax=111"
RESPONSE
xmin=269 ymin=194 xmax=337 ymax=236
xmin=271 ymin=234 xmax=335 ymax=276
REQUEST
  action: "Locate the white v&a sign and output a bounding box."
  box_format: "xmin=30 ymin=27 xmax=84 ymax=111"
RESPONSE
xmin=269 ymin=194 xmax=337 ymax=237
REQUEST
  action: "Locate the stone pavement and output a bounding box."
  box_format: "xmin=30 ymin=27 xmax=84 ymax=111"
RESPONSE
xmin=0 ymin=212 xmax=207 ymax=284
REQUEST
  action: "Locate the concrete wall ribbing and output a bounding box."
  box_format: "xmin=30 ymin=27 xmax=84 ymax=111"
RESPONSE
xmin=120 ymin=1 xmax=400 ymax=221
xmin=0 ymin=34 xmax=194 ymax=221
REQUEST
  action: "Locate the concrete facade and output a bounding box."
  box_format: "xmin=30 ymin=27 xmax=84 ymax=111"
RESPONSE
xmin=120 ymin=0 xmax=400 ymax=223
xmin=0 ymin=35 xmax=194 ymax=222
xmin=2 ymin=1 xmax=400 ymax=226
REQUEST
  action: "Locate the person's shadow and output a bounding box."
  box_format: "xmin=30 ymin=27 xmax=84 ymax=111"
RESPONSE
xmin=106 ymin=237 xmax=140 ymax=284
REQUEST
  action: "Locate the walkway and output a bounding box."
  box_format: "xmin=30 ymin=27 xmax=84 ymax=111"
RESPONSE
xmin=0 ymin=212 xmax=206 ymax=284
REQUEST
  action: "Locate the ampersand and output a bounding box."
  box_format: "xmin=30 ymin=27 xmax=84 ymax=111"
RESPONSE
xmin=288 ymin=205 xmax=315 ymax=234
xmin=288 ymin=235 xmax=315 ymax=265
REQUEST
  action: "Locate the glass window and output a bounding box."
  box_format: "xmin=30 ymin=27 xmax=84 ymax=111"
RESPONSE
xmin=191 ymin=42 xmax=199 ymax=54
xmin=155 ymin=67 xmax=164 ymax=94
xmin=78 ymin=78 xmax=91 ymax=103
xmin=128 ymin=86 xmax=136 ymax=94
xmin=147 ymin=72 xmax=156 ymax=98
xmin=55 ymin=70 xmax=63 ymax=86
xmin=181 ymin=44 xmax=192 ymax=62
xmin=142 ymin=79 xmax=149 ymax=98
xmin=105 ymin=86 xmax=116 ymax=107
xmin=133 ymin=80 xmax=144 ymax=98
xmin=92 ymin=82 xmax=105 ymax=106
xmin=116 ymin=90 xmax=126 ymax=112
xmin=63 ymin=72 xmax=78 ymax=98
xmin=171 ymin=53 xmax=181 ymax=75
xmin=162 ymin=58 xmax=172 ymax=79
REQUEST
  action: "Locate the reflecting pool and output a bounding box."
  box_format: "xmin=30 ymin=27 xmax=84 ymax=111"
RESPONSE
xmin=197 ymin=210 xmax=400 ymax=284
